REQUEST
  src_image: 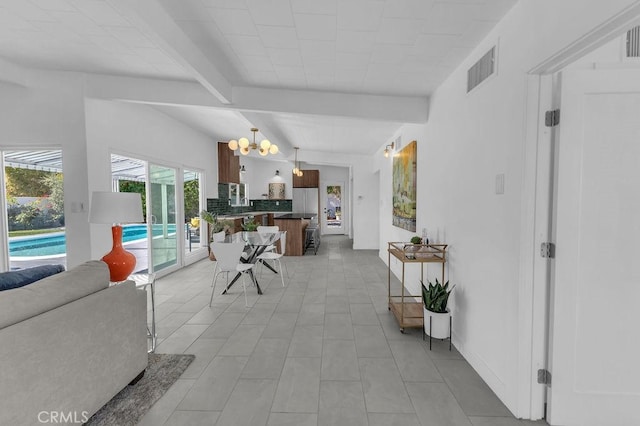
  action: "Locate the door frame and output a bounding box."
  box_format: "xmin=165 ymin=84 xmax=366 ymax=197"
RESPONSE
xmin=520 ymin=5 xmax=640 ymax=420
xmin=321 ymin=180 xmax=345 ymax=235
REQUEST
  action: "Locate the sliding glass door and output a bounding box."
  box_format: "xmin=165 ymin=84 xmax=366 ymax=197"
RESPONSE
xmin=149 ymin=164 xmax=177 ymax=273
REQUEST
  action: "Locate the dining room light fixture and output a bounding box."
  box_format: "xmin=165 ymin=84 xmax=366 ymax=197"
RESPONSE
xmin=383 ymin=141 xmax=395 ymax=158
xmin=228 ymin=128 xmax=279 ymax=156
xmin=292 ymin=147 xmax=303 ymax=177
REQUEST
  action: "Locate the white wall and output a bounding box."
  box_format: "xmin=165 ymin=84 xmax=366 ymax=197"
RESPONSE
xmin=85 ymin=99 xmax=218 ymax=259
xmin=0 ymin=70 xmax=91 ymax=268
xmin=375 ymin=0 xmax=640 ymax=418
xmin=239 ymin=156 xmax=294 ymax=200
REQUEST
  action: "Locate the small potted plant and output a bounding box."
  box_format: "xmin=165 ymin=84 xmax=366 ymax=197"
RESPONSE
xmin=242 ymin=218 xmax=259 ymax=231
xmin=421 ymin=278 xmax=454 ymax=339
xmin=201 ymin=211 xmax=233 ymax=260
xmin=410 ymin=236 xmax=422 ymax=245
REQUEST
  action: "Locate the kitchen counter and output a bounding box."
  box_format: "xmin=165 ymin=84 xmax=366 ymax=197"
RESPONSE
xmin=275 ymin=213 xmax=317 ymax=220
xmin=273 ymin=215 xmax=315 ymax=256
xmin=218 ymin=211 xmax=291 ymax=220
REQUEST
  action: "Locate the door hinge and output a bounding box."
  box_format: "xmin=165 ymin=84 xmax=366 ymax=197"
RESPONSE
xmin=540 ymin=242 xmax=555 ymax=258
xmin=538 ymin=369 xmax=552 ymax=386
xmin=545 ymin=109 xmax=560 ymax=127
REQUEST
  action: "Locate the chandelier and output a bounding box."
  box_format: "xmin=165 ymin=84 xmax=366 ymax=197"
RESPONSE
xmin=292 ymin=147 xmax=303 ymax=177
xmin=228 ymin=128 xmax=278 ymax=156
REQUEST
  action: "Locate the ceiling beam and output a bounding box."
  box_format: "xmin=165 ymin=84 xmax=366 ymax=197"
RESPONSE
xmin=85 ymin=74 xmax=429 ymax=124
xmin=0 ymin=58 xmax=27 ymax=87
xmin=233 ymin=87 xmax=428 ymax=124
xmin=106 ymin=0 xmax=232 ymax=104
xmin=84 ymin=74 xmax=224 ymax=107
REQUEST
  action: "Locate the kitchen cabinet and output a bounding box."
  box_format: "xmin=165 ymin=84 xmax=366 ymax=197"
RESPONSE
xmin=218 ymin=142 xmax=240 ymax=183
xmin=292 ymin=169 xmax=319 ymax=188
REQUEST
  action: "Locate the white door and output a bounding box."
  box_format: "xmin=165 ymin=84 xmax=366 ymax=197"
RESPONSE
xmin=322 ymin=182 xmax=344 ymax=235
xmin=547 ymin=68 xmax=640 ymax=425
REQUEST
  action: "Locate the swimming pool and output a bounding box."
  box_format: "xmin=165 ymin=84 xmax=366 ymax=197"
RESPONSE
xmin=9 ymin=224 xmax=176 ymax=258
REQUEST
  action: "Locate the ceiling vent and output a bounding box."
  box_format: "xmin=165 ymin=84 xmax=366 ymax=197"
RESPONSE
xmin=626 ymin=26 xmax=640 ymax=58
xmin=467 ymin=46 xmax=496 ymax=93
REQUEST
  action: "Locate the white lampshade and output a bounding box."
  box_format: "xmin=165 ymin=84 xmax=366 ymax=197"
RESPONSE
xmin=238 ymin=137 xmax=249 ymax=149
xmin=260 ymin=139 xmax=271 ymax=150
xmin=228 ymin=139 xmax=238 ymax=150
xmin=89 ymin=191 xmax=144 ymax=224
xmin=269 ymin=144 xmax=279 ymax=154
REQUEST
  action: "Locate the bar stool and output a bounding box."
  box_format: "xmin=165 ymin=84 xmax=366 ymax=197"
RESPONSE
xmin=305 ymin=219 xmax=320 ymax=255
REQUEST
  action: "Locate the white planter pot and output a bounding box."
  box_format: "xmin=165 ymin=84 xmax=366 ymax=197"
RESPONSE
xmin=423 ymin=308 xmax=450 ymax=339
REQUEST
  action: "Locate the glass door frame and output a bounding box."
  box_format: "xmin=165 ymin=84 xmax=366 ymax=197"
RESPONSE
xmin=322 ymin=181 xmax=345 ymax=235
xmin=182 ymin=168 xmax=207 ymax=265
xmin=146 ymin=162 xmax=179 ymax=276
xmin=110 ymin=150 xmax=208 ymax=278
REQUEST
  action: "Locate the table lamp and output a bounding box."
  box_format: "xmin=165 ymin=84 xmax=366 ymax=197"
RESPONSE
xmin=89 ymin=191 xmax=144 ymax=282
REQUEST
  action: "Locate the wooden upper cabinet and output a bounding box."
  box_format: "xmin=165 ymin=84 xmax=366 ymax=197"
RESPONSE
xmin=218 ymin=142 xmax=240 ymax=183
xmin=293 ymin=169 xmax=319 ymax=188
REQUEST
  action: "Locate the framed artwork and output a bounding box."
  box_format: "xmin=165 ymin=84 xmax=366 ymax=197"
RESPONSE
xmin=268 ymin=182 xmax=285 ymax=199
xmin=392 ymin=140 xmax=417 ymax=232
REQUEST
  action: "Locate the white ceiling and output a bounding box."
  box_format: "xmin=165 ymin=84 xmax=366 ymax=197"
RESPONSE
xmin=0 ymin=0 xmax=517 ymax=160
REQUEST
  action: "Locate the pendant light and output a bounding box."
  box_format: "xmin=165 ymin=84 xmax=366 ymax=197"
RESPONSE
xmin=292 ymin=147 xmax=303 ymax=177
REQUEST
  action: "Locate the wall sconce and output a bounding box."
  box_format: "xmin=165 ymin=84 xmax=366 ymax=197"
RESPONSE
xmin=383 ymin=142 xmax=395 ymax=158
xmin=275 ymin=170 xmax=280 ymax=176
xmin=240 ymin=165 xmax=246 ymax=173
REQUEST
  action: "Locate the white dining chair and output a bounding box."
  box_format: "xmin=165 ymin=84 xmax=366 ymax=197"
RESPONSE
xmin=209 ymin=241 xmax=256 ymax=307
xmin=257 ymin=225 xmax=279 ymax=253
xmin=256 ymin=231 xmax=288 ymax=287
xmin=210 ymin=230 xmax=227 ymax=287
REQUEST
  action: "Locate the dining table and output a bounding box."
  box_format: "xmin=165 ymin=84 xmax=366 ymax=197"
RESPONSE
xmin=221 ymin=231 xmax=282 ymax=295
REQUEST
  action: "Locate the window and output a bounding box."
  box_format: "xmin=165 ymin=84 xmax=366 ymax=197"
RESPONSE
xmin=2 ymin=149 xmax=65 ymax=271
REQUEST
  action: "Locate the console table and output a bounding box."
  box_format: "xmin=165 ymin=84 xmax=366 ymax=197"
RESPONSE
xmin=387 ymin=242 xmax=448 ymax=333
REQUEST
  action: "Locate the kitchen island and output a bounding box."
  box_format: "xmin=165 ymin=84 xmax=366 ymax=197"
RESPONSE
xmin=274 ymin=213 xmax=316 ymax=255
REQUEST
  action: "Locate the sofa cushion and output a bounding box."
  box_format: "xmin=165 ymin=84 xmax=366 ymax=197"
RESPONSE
xmin=0 ymin=260 xmax=110 ymax=330
xmin=0 ymin=264 xmax=66 ymax=291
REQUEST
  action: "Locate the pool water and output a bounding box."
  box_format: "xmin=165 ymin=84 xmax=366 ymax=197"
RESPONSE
xmin=9 ymin=224 xmax=176 ymax=257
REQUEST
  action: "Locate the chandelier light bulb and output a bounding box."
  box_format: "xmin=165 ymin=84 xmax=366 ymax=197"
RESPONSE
xmin=228 ymin=140 xmax=239 ymax=150
xmin=259 ymin=147 xmax=268 ymax=156
xmin=238 ymin=137 xmax=249 ymax=149
xmin=240 ymin=146 xmax=250 ymax=155
xmin=269 ymin=144 xmax=279 ymax=154
xmin=260 ymin=139 xmax=271 ymax=150
xmin=293 ymin=167 xmax=299 ymax=174
xmin=298 ymin=170 xmax=303 ymax=177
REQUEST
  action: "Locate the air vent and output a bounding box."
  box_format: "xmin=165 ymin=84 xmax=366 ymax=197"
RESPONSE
xmin=626 ymin=26 xmax=640 ymax=58
xmin=467 ymin=46 xmax=495 ymax=93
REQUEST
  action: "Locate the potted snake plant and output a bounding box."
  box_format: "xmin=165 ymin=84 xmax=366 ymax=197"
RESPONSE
xmin=421 ymin=278 xmax=454 ymax=339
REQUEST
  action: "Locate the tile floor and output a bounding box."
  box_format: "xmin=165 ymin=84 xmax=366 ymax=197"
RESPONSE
xmin=138 ymin=235 xmax=546 ymax=426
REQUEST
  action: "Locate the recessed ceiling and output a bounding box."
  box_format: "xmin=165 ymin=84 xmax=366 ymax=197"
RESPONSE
xmin=0 ymin=0 xmax=518 ymax=159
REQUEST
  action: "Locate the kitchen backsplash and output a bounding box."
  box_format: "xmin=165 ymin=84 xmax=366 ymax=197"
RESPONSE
xmin=207 ymin=184 xmax=291 ymax=214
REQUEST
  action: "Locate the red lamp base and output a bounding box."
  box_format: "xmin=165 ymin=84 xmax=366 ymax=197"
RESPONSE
xmin=102 ymin=225 xmax=137 ymax=282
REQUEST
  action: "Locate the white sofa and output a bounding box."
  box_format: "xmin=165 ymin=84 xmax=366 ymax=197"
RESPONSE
xmin=0 ymin=261 xmax=148 ymax=426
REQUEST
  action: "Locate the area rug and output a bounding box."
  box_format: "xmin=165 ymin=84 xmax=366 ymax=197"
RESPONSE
xmin=85 ymin=353 xmax=195 ymax=426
